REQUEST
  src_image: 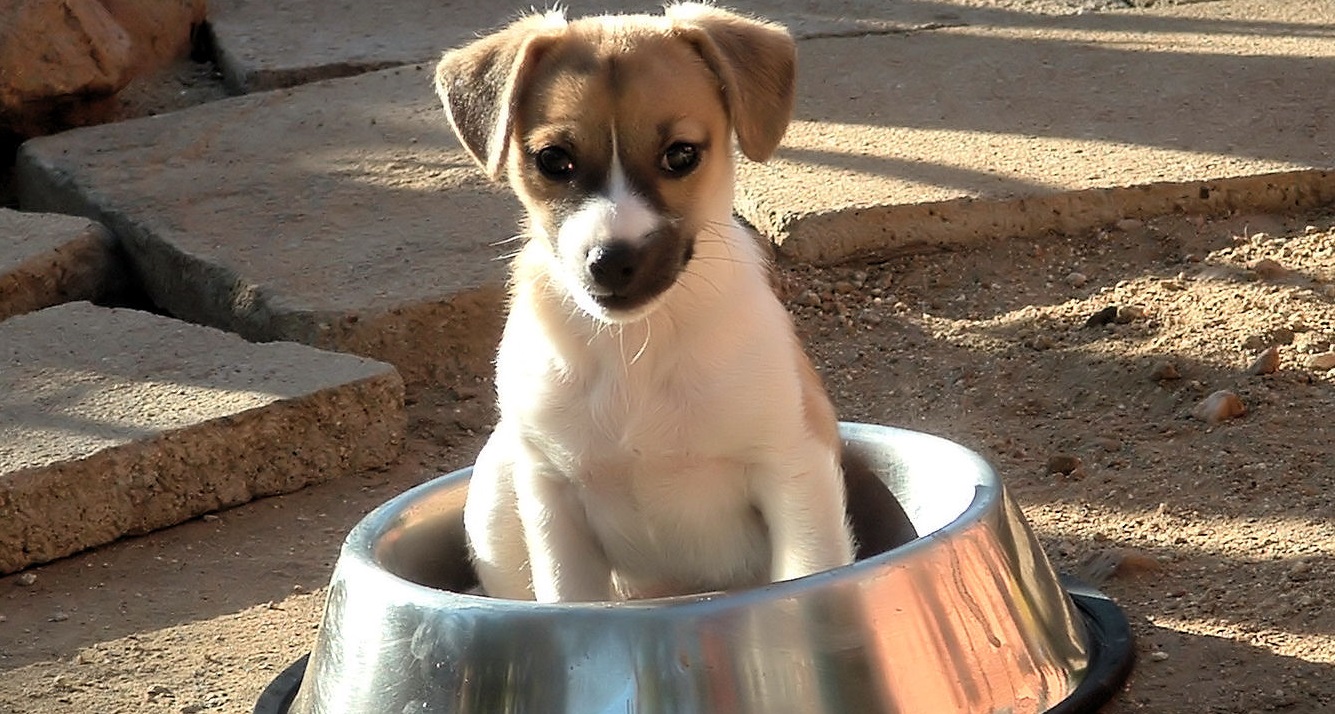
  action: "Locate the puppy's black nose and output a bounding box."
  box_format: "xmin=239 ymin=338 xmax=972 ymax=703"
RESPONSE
xmin=586 ymin=241 xmax=639 ymax=295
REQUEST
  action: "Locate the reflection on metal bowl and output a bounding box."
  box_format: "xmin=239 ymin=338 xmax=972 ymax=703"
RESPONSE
xmin=257 ymin=423 xmax=1133 ymax=714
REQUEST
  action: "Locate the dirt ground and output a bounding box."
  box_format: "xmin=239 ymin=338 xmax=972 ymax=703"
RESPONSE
xmin=2 ymin=61 xmax=1333 ymax=714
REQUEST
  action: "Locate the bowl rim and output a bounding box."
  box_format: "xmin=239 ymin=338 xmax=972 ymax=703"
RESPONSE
xmin=347 ymin=422 xmax=1001 ymax=613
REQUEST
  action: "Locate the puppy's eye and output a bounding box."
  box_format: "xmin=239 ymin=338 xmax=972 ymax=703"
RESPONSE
xmin=535 ymin=146 xmax=575 ymax=180
xmin=660 ymin=143 xmax=700 ymax=176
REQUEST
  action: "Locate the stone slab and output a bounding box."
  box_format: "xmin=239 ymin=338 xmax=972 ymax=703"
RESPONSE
xmin=17 ymin=65 xmax=509 ymax=385
xmin=203 ymin=0 xmax=1335 ymax=267
xmin=18 ymin=0 xmax=1335 ymax=365
xmin=204 ymin=0 xmax=969 ymax=93
xmin=737 ymin=0 xmax=1335 ymax=261
xmin=0 ymin=302 xmax=405 ymax=574
xmin=0 ymin=208 xmax=123 ymax=322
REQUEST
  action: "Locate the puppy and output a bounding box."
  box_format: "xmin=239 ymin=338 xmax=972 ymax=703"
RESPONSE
xmin=435 ymin=3 xmax=911 ymax=602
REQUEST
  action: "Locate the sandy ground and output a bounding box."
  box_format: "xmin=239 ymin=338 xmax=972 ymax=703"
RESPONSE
xmin=2 ymin=59 xmax=1333 ymax=714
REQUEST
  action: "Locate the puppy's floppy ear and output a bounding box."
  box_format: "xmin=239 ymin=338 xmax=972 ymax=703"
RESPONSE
xmin=435 ymin=11 xmax=568 ymax=180
xmin=666 ymin=3 xmax=796 ymax=162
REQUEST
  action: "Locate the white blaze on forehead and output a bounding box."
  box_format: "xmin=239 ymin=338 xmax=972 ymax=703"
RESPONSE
xmin=606 ymin=124 xmax=660 ymax=242
xmin=552 ymin=122 xmax=666 ymax=321
xmin=555 ymin=122 xmax=660 ymax=259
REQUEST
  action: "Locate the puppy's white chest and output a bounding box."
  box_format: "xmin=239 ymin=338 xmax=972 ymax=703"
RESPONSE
xmin=525 ymin=364 xmax=770 ymax=591
xmin=524 ymin=352 xmax=721 ymax=475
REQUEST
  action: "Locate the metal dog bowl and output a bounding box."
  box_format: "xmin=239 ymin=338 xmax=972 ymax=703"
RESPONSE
xmin=257 ymin=423 xmax=1133 ymax=714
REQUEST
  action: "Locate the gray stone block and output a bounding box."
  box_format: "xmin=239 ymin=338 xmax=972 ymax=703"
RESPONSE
xmin=17 ymin=65 xmax=510 ymax=385
xmin=0 ymin=302 xmax=406 ymax=573
xmin=0 ymin=208 xmax=123 ymax=322
xmin=737 ymin=0 xmax=1335 ymax=262
xmin=205 ymin=0 xmax=955 ymax=93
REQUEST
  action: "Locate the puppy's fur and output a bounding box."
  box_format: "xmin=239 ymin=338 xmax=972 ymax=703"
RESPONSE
xmin=436 ymin=4 xmax=909 ymax=602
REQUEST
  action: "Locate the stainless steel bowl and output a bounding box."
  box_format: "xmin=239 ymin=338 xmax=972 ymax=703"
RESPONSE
xmin=259 ymin=423 xmax=1133 ymax=714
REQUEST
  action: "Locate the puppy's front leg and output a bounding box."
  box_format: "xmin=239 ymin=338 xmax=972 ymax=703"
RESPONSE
xmin=514 ymin=451 xmax=614 ymax=602
xmin=755 ymin=449 xmax=856 ymax=581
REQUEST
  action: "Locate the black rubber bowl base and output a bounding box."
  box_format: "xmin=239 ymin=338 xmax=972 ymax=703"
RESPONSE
xmin=254 ymin=654 xmax=307 ymax=714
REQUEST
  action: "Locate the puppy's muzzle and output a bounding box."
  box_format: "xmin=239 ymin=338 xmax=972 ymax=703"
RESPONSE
xmin=582 ymin=231 xmax=693 ymax=313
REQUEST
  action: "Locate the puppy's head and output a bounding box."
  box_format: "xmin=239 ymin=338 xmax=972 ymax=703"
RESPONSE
xmin=436 ymin=4 xmax=795 ymax=323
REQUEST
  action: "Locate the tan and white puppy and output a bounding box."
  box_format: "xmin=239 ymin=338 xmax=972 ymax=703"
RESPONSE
xmin=436 ymin=4 xmax=869 ymax=602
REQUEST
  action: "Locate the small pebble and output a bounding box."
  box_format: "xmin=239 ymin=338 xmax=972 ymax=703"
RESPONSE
xmin=1287 ymin=559 xmax=1315 ymax=581
xmin=1046 ymin=453 xmax=1084 ymax=477
xmin=1191 ymin=390 xmax=1246 ymax=425
xmin=795 ymin=290 xmax=821 ymax=308
xmin=833 ymin=281 xmax=856 ymax=294
xmin=1090 ymin=436 xmax=1123 ymax=453
xmin=201 ymin=514 xmax=220 ymax=523
xmin=1296 ymin=335 xmax=1331 ymax=354
xmin=1114 ymin=305 xmax=1146 ymax=324
xmin=49 ymin=611 xmax=69 ymax=622
xmin=1065 ymin=271 xmax=1088 ymax=288
xmin=1305 ymin=352 xmax=1335 ymax=371
xmin=1115 ymin=218 xmax=1143 ymax=232
xmin=1084 ymin=305 xmax=1119 ymax=328
xmin=1247 ymin=346 xmax=1281 ymax=376
xmin=1150 ymin=651 xmax=1170 ymax=662
xmin=1030 ymin=335 xmax=1056 ymax=351
xmin=1195 ymin=266 xmax=1236 ymax=282
xmin=1250 ymin=258 xmax=1288 ymax=280
xmin=1151 ymin=361 xmax=1181 ymax=381
xmin=1078 ymin=547 xmax=1163 ymax=584
xmin=1268 ymin=327 xmax=1296 ymax=346
xmin=16 ymin=572 xmax=37 ymax=587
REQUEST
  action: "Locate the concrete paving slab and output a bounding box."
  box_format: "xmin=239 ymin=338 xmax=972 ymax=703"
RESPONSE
xmin=204 ymin=0 xmax=967 ymax=93
xmin=0 ymin=209 xmax=123 ymax=322
xmin=0 ymin=302 xmax=405 ymax=573
xmin=17 ymin=65 xmax=508 ymax=385
xmin=203 ymin=0 xmax=1333 ymax=267
xmin=738 ymin=0 xmax=1335 ymax=261
xmin=17 ymin=0 xmax=1335 ymax=363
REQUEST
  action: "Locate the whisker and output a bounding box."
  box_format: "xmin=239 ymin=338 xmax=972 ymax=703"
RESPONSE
xmin=588 ymin=315 xmax=610 ymax=346
xmin=688 ymin=255 xmax=748 ymax=266
xmin=683 ymin=267 xmax=723 ymax=296
xmin=630 ymin=318 xmax=651 ymax=365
